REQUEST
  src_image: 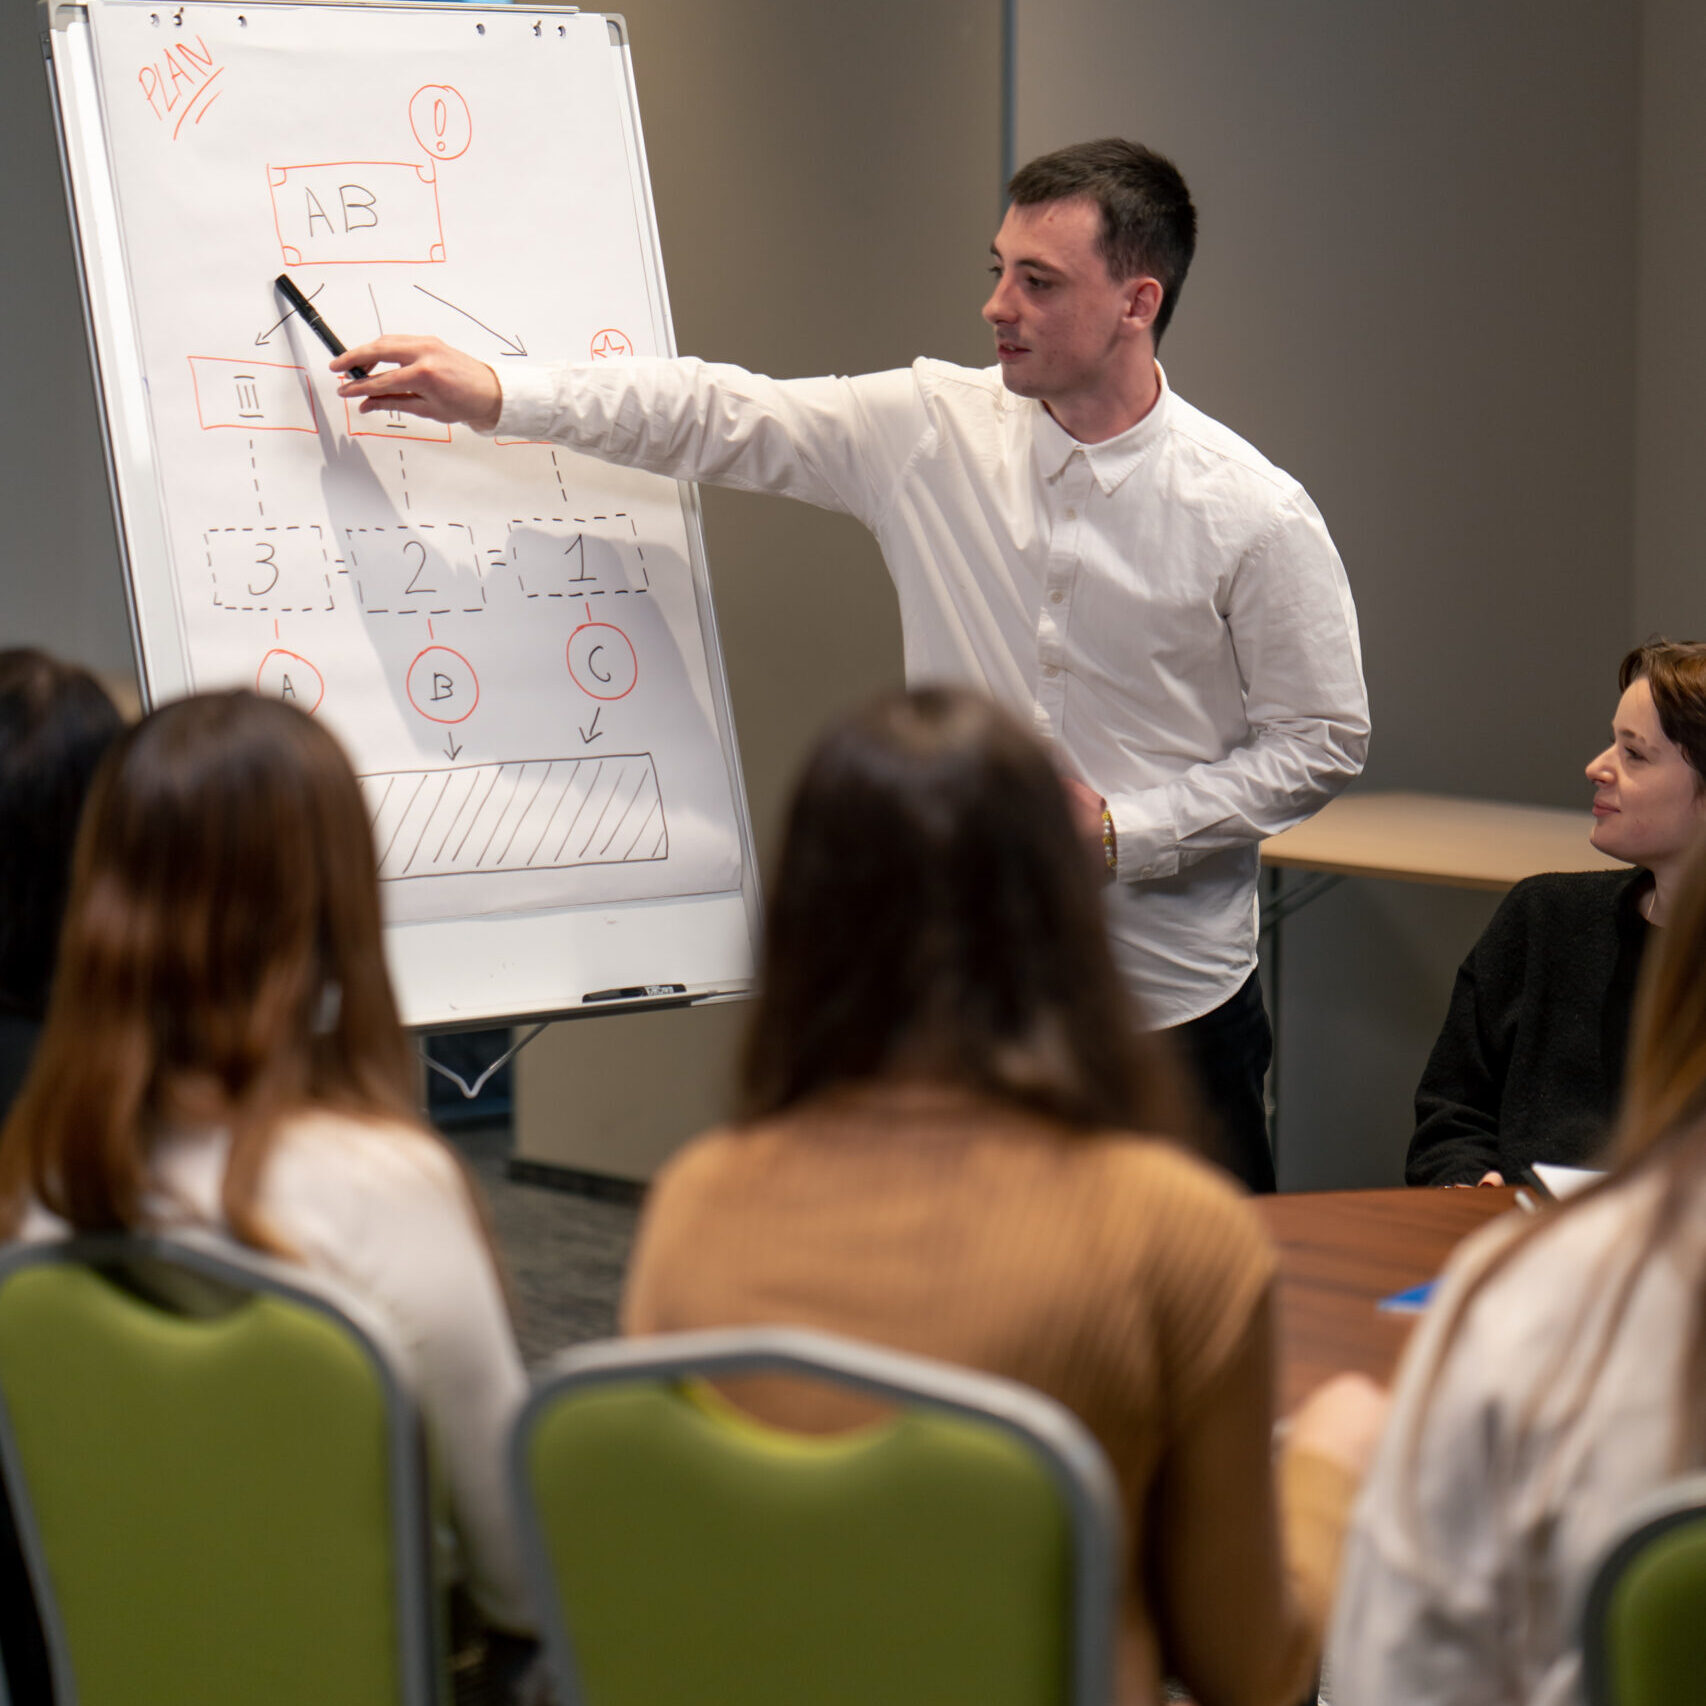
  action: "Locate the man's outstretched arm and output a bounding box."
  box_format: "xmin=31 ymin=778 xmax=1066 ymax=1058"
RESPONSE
xmin=334 ymin=337 xmax=927 ymax=527
xmin=333 ymin=335 xmax=502 ymax=430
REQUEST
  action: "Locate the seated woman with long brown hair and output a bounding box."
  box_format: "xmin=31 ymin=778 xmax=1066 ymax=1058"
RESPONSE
xmin=623 ymin=686 xmax=1386 ymax=1706
xmin=1330 ymin=831 xmax=1706 ymax=1701
xmin=0 ymin=692 xmax=533 ymax=1677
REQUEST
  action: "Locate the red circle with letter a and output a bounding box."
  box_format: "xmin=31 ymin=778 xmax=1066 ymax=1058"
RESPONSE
xmin=256 ymin=648 xmax=325 ymax=714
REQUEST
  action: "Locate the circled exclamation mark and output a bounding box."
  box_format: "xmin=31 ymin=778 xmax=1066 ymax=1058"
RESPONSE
xmin=408 ymin=86 xmax=472 ymax=162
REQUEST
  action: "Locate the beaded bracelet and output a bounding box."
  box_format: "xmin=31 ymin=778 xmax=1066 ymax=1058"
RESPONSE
xmin=1100 ymin=806 xmax=1117 ymax=872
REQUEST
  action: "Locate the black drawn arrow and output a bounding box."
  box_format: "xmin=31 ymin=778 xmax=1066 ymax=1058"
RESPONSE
xmin=255 ymin=282 xmax=323 ymax=347
xmin=412 ymin=285 xmax=528 ymax=356
xmin=443 ymin=733 xmax=463 ymax=761
xmin=578 ymin=706 xmax=604 ymax=745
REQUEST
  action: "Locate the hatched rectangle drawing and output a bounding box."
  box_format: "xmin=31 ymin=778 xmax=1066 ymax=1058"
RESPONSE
xmin=362 ymin=754 xmax=668 ymax=880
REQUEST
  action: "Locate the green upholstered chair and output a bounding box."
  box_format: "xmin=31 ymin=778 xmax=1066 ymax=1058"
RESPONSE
xmin=0 ymin=1236 xmax=444 ymax=1706
xmin=510 ymin=1326 xmax=1121 ymax=1706
xmin=1582 ymin=1472 xmax=1706 ymax=1706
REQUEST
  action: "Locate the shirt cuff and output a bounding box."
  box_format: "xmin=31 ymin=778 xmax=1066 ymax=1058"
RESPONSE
xmin=1108 ymin=787 xmax=1180 ymax=883
xmin=487 ymin=363 xmax=562 ymax=440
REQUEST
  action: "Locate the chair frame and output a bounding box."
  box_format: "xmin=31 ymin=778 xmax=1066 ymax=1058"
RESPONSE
xmin=510 ymin=1325 xmax=1123 ymax=1706
xmin=0 ymin=1233 xmax=443 ymax=1706
xmin=1579 ymin=1469 xmax=1706 ymax=1706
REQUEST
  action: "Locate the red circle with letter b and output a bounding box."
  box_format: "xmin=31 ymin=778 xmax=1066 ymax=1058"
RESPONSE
xmin=407 ymin=646 xmax=480 ymax=724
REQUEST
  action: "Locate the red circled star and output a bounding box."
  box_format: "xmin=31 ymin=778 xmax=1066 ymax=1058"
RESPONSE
xmin=589 ymin=328 xmax=633 ymax=360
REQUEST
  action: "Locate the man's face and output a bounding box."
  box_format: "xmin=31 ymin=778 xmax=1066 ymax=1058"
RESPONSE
xmin=981 ymin=197 xmax=1147 ymax=410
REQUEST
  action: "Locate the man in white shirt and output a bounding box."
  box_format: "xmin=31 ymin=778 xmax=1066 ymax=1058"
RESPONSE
xmin=334 ymin=139 xmax=1369 ymax=1192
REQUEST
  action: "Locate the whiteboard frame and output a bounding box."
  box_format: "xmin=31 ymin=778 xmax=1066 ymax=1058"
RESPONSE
xmin=40 ymin=0 xmax=761 ymax=1032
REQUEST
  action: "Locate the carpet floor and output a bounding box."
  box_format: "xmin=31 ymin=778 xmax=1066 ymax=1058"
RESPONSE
xmin=449 ymin=1120 xmax=640 ymax=1368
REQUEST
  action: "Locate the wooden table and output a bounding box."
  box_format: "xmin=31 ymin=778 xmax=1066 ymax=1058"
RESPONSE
xmin=1260 ymin=789 xmax=1625 ymax=892
xmin=1258 ymin=788 xmax=1625 ymax=934
xmin=1254 ymin=1185 xmax=1519 ymax=1413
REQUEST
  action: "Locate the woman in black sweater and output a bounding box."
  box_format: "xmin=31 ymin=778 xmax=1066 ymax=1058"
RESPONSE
xmin=1407 ymin=639 xmax=1706 ymax=1187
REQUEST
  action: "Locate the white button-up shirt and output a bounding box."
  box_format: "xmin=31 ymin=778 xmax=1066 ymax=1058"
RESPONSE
xmin=496 ymin=357 xmax=1368 ymax=1027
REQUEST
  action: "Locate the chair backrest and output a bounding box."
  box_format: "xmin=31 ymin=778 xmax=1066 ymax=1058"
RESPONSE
xmin=0 ymin=1236 xmax=442 ymax=1706
xmin=1582 ymin=1471 xmax=1706 ymax=1706
xmin=511 ymin=1326 xmax=1121 ymax=1706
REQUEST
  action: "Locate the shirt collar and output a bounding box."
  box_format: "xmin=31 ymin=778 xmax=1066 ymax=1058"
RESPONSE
xmin=1031 ymin=361 xmax=1172 ymax=494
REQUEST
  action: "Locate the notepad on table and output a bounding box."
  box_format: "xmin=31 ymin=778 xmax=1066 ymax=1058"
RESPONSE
xmin=1531 ymin=1163 xmax=1604 ymax=1200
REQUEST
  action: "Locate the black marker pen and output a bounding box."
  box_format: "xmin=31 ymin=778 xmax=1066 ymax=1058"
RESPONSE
xmin=582 ymin=984 xmax=688 ymax=1004
xmin=274 ymin=273 xmax=367 ymax=379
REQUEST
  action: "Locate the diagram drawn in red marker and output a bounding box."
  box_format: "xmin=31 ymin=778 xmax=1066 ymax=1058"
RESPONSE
xmin=409 ymin=85 xmax=472 ymax=160
xmin=190 ymin=356 xmax=317 ymax=433
xmin=567 ymin=622 xmax=637 ymax=701
xmin=589 ymin=328 xmax=633 ymax=360
xmin=268 ymin=160 xmax=446 ymax=267
xmin=256 ymin=648 xmax=325 ymax=713
xmin=407 ymin=645 xmax=479 ymax=724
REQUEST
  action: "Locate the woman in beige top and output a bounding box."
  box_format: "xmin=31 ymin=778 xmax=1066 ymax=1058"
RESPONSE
xmin=623 ymin=686 xmax=1384 ymax=1706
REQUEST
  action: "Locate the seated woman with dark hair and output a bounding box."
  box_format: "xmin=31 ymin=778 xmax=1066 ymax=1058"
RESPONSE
xmin=623 ymin=686 xmax=1386 ymax=1706
xmin=1408 ymin=638 xmax=1706 ymax=1187
xmin=0 ymin=691 xmax=533 ymax=1697
xmin=0 ymin=650 xmax=123 ymax=1123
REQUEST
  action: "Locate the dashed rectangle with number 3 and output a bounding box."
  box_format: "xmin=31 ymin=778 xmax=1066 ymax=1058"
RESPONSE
xmin=207 ymin=525 xmax=334 ymax=612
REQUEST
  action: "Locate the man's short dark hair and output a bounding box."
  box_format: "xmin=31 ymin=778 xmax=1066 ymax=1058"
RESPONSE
xmin=1008 ymin=139 xmax=1197 ymax=343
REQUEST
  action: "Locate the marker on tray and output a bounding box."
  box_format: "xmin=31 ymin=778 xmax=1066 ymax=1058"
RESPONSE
xmin=274 ymin=273 xmax=367 ymax=379
xmin=583 ymin=984 xmax=688 ymax=1004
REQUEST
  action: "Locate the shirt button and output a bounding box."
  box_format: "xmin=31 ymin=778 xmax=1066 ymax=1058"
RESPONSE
xmin=1065 ymin=508 xmax=1078 ymax=522
xmin=1043 ymin=665 xmax=1060 ymax=679
xmin=1049 ymin=589 xmax=1064 ymax=604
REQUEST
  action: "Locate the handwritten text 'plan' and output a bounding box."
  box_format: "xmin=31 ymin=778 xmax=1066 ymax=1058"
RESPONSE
xmin=138 ymin=36 xmax=226 ymax=140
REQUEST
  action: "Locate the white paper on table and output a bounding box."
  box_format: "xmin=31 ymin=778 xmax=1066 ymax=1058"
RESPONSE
xmin=1533 ymin=1163 xmax=1605 ymax=1200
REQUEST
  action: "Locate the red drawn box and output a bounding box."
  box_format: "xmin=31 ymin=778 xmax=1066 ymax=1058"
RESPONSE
xmin=268 ymin=161 xmax=447 ymax=266
xmin=188 ymin=356 xmax=317 ymax=433
xmin=343 ymin=400 xmax=453 ymax=444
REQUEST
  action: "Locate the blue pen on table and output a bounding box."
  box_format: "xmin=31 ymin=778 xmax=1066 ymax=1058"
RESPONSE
xmin=1376 ymin=1280 xmax=1437 ymax=1316
xmin=274 ymin=273 xmax=367 ymax=379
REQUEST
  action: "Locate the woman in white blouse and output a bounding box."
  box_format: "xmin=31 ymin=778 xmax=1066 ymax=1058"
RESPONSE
xmin=1329 ymin=832 xmax=1706 ymax=1705
xmin=0 ymin=691 xmax=533 ymax=1672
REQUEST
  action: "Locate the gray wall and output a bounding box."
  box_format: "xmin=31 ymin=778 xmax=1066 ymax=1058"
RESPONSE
xmin=1636 ymin=0 xmax=1706 ymax=642
xmin=0 ymin=0 xmax=133 ymax=682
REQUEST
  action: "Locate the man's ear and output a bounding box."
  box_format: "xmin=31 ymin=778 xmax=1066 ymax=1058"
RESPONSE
xmin=1125 ymin=275 xmax=1164 ymax=335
